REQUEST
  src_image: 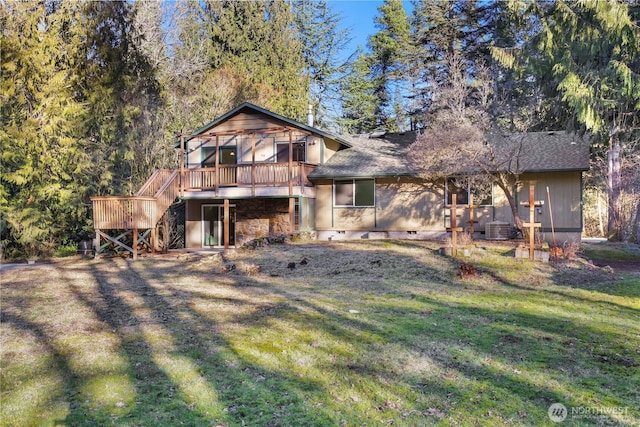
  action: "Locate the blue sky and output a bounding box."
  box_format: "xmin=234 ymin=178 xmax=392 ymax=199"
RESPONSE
xmin=328 ymin=0 xmax=384 ymax=52
xmin=328 ymin=0 xmax=413 ymax=59
xmin=327 ymin=0 xmax=412 ymax=56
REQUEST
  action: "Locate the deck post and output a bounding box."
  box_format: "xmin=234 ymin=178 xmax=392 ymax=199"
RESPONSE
xmin=289 ymin=197 xmax=295 ymax=234
xmin=132 ymin=228 xmax=138 ymax=260
xmin=223 ymin=199 xmax=230 ymax=250
xmin=251 ymin=133 xmax=256 ymax=196
xmin=215 ymin=135 xmax=220 ymax=193
xmin=163 ymin=212 xmax=169 ymax=254
xmin=151 ymin=226 xmax=158 ymax=254
xmin=94 ymin=230 xmax=101 ymax=258
xmin=288 ymin=129 xmax=293 ymax=195
xmin=179 ymin=135 xmax=185 ymax=196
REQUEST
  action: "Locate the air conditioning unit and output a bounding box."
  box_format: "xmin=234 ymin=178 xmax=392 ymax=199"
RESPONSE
xmin=485 ymin=221 xmax=510 ymax=240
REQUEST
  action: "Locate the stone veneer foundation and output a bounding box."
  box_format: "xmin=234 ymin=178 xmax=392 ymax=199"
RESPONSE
xmin=234 ymin=198 xmax=292 ymax=246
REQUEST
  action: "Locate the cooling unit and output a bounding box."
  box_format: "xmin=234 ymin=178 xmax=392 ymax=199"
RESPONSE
xmin=485 ymin=221 xmax=510 ymax=240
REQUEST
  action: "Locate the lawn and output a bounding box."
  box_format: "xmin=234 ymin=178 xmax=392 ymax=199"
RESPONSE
xmin=1 ymin=240 xmax=638 ymax=426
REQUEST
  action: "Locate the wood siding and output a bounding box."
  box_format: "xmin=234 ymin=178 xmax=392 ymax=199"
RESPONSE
xmin=314 ymin=173 xmax=583 ymax=238
xmin=315 ymin=178 xmax=444 ymax=231
xmin=185 ymin=111 xmax=325 ymax=168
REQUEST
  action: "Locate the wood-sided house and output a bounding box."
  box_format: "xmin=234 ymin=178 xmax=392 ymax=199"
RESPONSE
xmin=91 ymin=103 xmax=589 ymax=257
xmin=310 ymin=130 xmax=589 ymax=244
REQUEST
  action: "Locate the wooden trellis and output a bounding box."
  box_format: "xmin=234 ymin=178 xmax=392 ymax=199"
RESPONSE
xmin=520 ymin=185 xmax=544 ymax=260
xmin=446 ymin=194 xmax=463 ymax=256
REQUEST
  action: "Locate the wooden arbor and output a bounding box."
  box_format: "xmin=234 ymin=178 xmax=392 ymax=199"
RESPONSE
xmin=520 ymin=185 xmax=544 ymax=260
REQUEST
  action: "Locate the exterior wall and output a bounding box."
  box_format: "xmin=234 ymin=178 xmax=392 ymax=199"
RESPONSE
xmin=185 ymin=198 xmax=296 ymax=248
xmin=322 ymin=138 xmax=342 ymax=164
xmin=185 ymin=112 xmax=327 ymax=168
xmin=315 ymin=177 xmax=446 ymax=238
xmin=314 ymin=173 xmax=583 ymax=243
xmin=489 ymin=172 xmax=583 ymax=242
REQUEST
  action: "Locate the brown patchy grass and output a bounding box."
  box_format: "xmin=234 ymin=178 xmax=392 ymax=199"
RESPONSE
xmin=1 ymin=241 xmax=638 ymax=426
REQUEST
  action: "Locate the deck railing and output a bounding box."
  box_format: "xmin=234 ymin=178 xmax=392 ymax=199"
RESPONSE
xmin=136 ymin=169 xmax=175 ymax=197
xmin=184 ymin=162 xmax=316 ymax=190
xmin=92 ymin=163 xmax=314 ymax=230
xmin=92 ymin=197 xmax=157 ymax=229
xmin=92 ymin=170 xmax=180 ymax=230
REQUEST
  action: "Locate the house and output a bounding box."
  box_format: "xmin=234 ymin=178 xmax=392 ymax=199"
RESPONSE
xmin=91 ymin=103 xmax=589 ymax=257
xmin=310 ymin=130 xmax=590 ymax=244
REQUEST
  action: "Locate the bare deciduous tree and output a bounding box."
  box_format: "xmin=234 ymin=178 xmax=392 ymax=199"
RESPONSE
xmin=408 ymin=54 xmax=530 ymax=232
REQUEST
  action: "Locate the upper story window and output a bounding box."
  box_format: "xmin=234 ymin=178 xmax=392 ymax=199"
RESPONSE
xmin=334 ymin=179 xmax=375 ymax=207
xmin=276 ymin=141 xmax=306 ymax=162
xmin=445 ymin=178 xmax=493 ymax=206
xmin=201 ymin=146 xmax=236 ymax=167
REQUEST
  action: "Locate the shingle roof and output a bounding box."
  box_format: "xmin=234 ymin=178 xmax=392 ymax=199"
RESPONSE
xmin=309 ymin=130 xmax=590 ymax=179
xmin=491 ymin=131 xmax=590 ymax=173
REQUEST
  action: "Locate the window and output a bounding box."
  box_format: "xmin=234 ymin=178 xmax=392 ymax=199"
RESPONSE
xmin=202 ymin=147 xmax=216 ymax=168
xmin=201 ymin=146 xmax=236 ymax=167
xmin=276 ymin=142 xmax=306 ymax=162
xmin=445 ymin=178 xmax=492 ymax=206
xmin=334 ymin=179 xmax=375 ymax=207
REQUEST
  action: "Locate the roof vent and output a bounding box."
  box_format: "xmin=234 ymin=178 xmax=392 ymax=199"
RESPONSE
xmin=369 ymin=130 xmax=386 ymax=138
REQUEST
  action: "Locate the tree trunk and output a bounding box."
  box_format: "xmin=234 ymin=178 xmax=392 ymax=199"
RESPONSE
xmin=597 ymin=190 xmax=605 ymax=237
xmin=496 ymin=180 xmax=524 ymax=234
xmin=636 ymin=198 xmax=640 ymax=245
xmin=607 ymin=134 xmax=621 ymax=240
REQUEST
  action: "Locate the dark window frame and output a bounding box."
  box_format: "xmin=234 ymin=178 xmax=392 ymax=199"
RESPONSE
xmin=445 ymin=178 xmax=493 ymax=206
xmin=333 ymin=178 xmax=375 ymax=207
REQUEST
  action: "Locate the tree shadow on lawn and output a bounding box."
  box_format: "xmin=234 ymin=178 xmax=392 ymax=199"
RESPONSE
xmin=0 ymin=309 xmax=101 ymax=425
xmin=66 ymin=259 xmax=340 ymax=426
xmin=214 ymin=243 xmax=638 ymax=425
xmin=109 ymin=248 xmax=639 ymax=424
xmin=2 ymin=244 xmax=637 ymax=426
xmin=478 ymin=262 xmax=638 ymax=313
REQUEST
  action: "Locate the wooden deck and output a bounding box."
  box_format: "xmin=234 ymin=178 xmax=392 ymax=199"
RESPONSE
xmin=92 ymin=163 xmax=315 ymax=230
xmin=184 ymin=162 xmax=316 ymax=191
xmin=92 ymin=169 xmax=180 ymax=230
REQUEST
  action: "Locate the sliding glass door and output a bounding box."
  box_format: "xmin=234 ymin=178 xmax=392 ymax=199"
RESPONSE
xmin=202 ymin=204 xmax=236 ymax=247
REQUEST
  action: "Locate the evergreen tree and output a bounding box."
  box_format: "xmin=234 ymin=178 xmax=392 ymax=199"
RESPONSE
xmin=292 ymin=0 xmax=352 ymax=127
xmin=80 ymin=0 xmax=165 ymax=195
xmin=410 ymin=0 xmax=502 ymax=127
xmin=337 ymin=49 xmax=378 ymax=134
xmin=493 ymin=0 xmax=640 ymax=240
xmin=1 ymin=0 xmax=92 ymax=257
xmin=368 ymin=0 xmax=410 ymax=131
xmin=201 ymin=0 xmax=308 ymax=120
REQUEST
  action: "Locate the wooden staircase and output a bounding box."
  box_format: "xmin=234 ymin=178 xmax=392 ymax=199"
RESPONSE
xmin=91 ymin=170 xmax=180 ymax=258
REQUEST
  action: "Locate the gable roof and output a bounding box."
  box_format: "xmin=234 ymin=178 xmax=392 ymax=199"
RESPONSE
xmin=183 ymin=102 xmax=352 ymax=148
xmin=309 ymin=130 xmax=590 ymax=179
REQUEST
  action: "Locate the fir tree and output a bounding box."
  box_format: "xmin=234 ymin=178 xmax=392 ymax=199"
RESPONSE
xmin=292 ymin=0 xmax=352 ymax=127
xmin=1 ymin=0 xmax=92 ymax=257
xmin=337 ymin=49 xmax=378 ymax=134
xmin=493 ymin=0 xmax=640 ymax=240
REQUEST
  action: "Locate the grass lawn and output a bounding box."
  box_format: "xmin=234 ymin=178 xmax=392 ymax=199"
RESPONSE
xmin=1 ymin=240 xmax=638 ymax=426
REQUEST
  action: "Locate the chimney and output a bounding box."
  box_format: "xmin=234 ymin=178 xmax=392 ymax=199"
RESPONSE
xmin=307 ymin=104 xmax=314 ymax=127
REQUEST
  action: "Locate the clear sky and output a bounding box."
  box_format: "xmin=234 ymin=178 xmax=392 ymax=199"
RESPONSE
xmin=327 ymin=1 xmax=413 ymax=61
xmin=328 ymin=0 xmax=384 ymax=54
